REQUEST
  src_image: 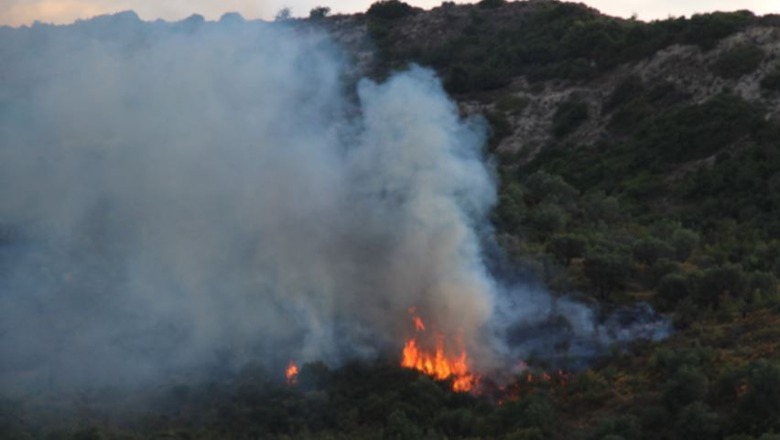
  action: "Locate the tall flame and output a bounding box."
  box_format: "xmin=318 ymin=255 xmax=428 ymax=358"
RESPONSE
xmin=400 ymin=308 xmax=478 ymax=392
xmin=286 ymin=361 xmax=299 ymax=385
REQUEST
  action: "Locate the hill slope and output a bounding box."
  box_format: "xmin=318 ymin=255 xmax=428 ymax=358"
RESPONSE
xmin=2 ymin=2 xmax=780 ymax=440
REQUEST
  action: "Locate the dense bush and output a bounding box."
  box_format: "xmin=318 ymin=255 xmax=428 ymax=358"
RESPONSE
xmin=734 ymin=361 xmax=780 ymax=435
xmin=604 ymin=75 xmax=645 ymax=112
xmin=675 ymin=402 xmax=721 ymax=440
xmin=588 ymin=415 xmax=642 ymax=440
xmin=375 ymin=4 xmax=759 ymax=94
xmin=713 ymin=45 xmax=765 ymax=78
xmin=681 ymin=11 xmax=756 ymax=49
xmin=637 ymin=94 xmax=763 ymax=164
xmin=367 ymin=0 xmax=415 ymax=20
xmin=761 ymin=66 xmax=780 ymax=91
xmin=656 ymin=274 xmax=691 ymax=311
xmin=663 ymin=366 xmax=709 ymax=411
xmin=309 ymin=6 xmax=331 ymax=19
xmin=552 ymin=98 xmax=589 ymax=137
xmin=547 ymin=234 xmax=587 ymax=266
xmin=478 ymin=0 xmax=505 ymax=8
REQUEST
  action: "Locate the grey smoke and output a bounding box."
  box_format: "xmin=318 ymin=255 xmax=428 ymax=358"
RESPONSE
xmin=0 ymin=12 xmax=668 ymax=396
xmin=0 ymin=12 xmax=499 ymax=393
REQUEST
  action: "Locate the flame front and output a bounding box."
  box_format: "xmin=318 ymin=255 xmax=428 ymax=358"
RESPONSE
xmin=400 ymin=309 xmax=478 ymax=392
xmin=286 ymin=361 xmax=299 ymax=385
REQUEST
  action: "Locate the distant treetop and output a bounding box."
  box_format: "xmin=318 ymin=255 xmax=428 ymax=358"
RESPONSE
xmin=367 ymin=0 xmax=416 ymax=20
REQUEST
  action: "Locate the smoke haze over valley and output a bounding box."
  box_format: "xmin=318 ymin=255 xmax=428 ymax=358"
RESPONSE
xmin=0 ymin=11 xmax=670 ymax=398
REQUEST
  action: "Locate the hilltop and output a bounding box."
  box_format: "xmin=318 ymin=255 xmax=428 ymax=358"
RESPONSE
xmin=2 ymin=2 xmax=780 ymax=439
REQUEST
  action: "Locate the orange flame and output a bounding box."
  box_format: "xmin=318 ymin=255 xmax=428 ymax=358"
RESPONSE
xmin=400 ymin=309 xmax=478 ymax=392
xmin=285 ymin=361 xmax=299 ymax=385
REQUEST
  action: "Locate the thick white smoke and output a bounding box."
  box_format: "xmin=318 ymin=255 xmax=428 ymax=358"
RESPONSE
xmin=0 ymin=12 xmax=499 ymax=393
xmin=0 ymin=12 xmax=671 ymax=397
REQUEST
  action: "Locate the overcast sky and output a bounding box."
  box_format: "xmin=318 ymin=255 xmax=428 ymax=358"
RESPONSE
xmin=1 ymin=0 xmax=778 ymax=27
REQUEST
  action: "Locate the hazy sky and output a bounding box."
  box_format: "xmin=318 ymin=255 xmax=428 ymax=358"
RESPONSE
xmin=1 ymin=0 xmax=777 ymax=27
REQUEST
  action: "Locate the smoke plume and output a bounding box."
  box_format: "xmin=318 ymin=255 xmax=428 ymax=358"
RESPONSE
xmin=0 ymin=12 xmax=501 ymax=394
xmin=0 ymin=12 xmax=668 ymax=396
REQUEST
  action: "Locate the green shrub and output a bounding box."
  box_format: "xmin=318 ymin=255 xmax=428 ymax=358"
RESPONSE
xmin=547 ymin=234 xmax=587 ymax=266
xmin=493 ymin=393 xmax=556 ymax=433
xmin=525 ymin=171 xmax=579 ymax=204
xmin=605 ymin=75 xmax=645 ymax=112
xmin=528 ymin=203 xmax=567 ymax=234
xmin=367 ymin=0 xmax=415 ymax=20
xmin=583 ymin=253 xmax=630 ymax=297
xmin=696 ymin=264 xmax=747 ymax=308
xmin=496 ymin=95 xmax=529 ymax=115
xmin=671 ymin=228 xmax=700 ymax=260
xmin=385 ymin=409 xmax=423 ymax=440
xmin=637 ymin=94 xmax=763 ymax=163
xmin=505 ymin=427 xmax=545 ymax=440
xmin=713 ymin=44 xmax=764 ymax=79
xmin=674 ymin=402 xmax=721 ymax=440
xmin=632 ymin=237 xmax=674 ymax=266
xmin=761 ymin=67 xmax=780 ymax=91
xmin=552 ymin=98 xmax=589 ymax=138
xmin=588 ymin=415 xmax=641 ymax=440
xmin=682 ymin=11 xmax=755 ymax=50
xmin=309 ymin=6 xmax=331 ymax=19
xmin=478 ymin=0 xmax=505 ymax=8
xmin=663 ymin=366 xmax=709 ymax=411
xmin=747 ymin=271 xmax=779 ymax=302
xmin=734 ymin=361 xmax=780 ymax=435
xmin=570 ymin=370 xmax=611 ymax=405
xmin=656 ymin=274 xmax=691 ymax=311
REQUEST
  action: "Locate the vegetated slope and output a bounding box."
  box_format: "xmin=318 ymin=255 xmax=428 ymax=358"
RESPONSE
xmin=3 ymin=2 xmax=780 ymax=440
xmin=365 ymin=1 xmax=780 ymax=438
xmin=362 ymin=1 xmax=780 ymax=307
xmin=335 ymin=2 xmax=780 ymax=439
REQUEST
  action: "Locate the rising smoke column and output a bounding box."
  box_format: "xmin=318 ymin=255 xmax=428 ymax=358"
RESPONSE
xmin=0 ymin=12 xmax=498 ymax=394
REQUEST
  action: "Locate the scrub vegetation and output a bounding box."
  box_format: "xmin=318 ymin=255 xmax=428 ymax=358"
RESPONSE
xmin=3 ymin=1 xmax=780 ymax=439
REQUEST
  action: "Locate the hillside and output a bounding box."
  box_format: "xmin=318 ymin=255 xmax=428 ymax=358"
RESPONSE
xmin=351 ymin=0 xmax=780 ymax=304
xmin=2 ymin=1 xmax=780 ymax=440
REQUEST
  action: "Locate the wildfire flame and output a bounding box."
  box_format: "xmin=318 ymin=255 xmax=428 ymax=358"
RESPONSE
xmin=286 ymin=361 xmax=299 ymax=385
xmin=400 ymin=308 xmax=478 ymax=392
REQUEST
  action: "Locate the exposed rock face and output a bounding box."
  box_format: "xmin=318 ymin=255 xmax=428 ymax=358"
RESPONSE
xmin=471 ymin=26 xmax=780 ymax=162
xmin=319 ymin=4 xmax=780 ymax=165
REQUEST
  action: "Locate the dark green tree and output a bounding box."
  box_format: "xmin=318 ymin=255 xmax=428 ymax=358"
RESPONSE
xmin=734 ymin=361 xmax=780 ymax=435
xmin=552 ymin=98 xmax=589 ymax=138
xmin=547 ymin=234 xmax=587 ymax=266
xmin=656 ymin=274 xmax=691 ymax=311
xmin=674 ymin=402 xmax=721 ymax=440
xmin=663 ymin=366 xmax=709 ymax=411
xmin=385 ymin=409 xmax=423 ymax=440
xmin=584 ymin=253 xmax=630 ymax=297
xmin=367 ymin=0 xmax=415 ymax=20
xmin=309 ymin=6 xmax=331 ymax=19
xmin=633 ymin=237 xmax=674 ymax=266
